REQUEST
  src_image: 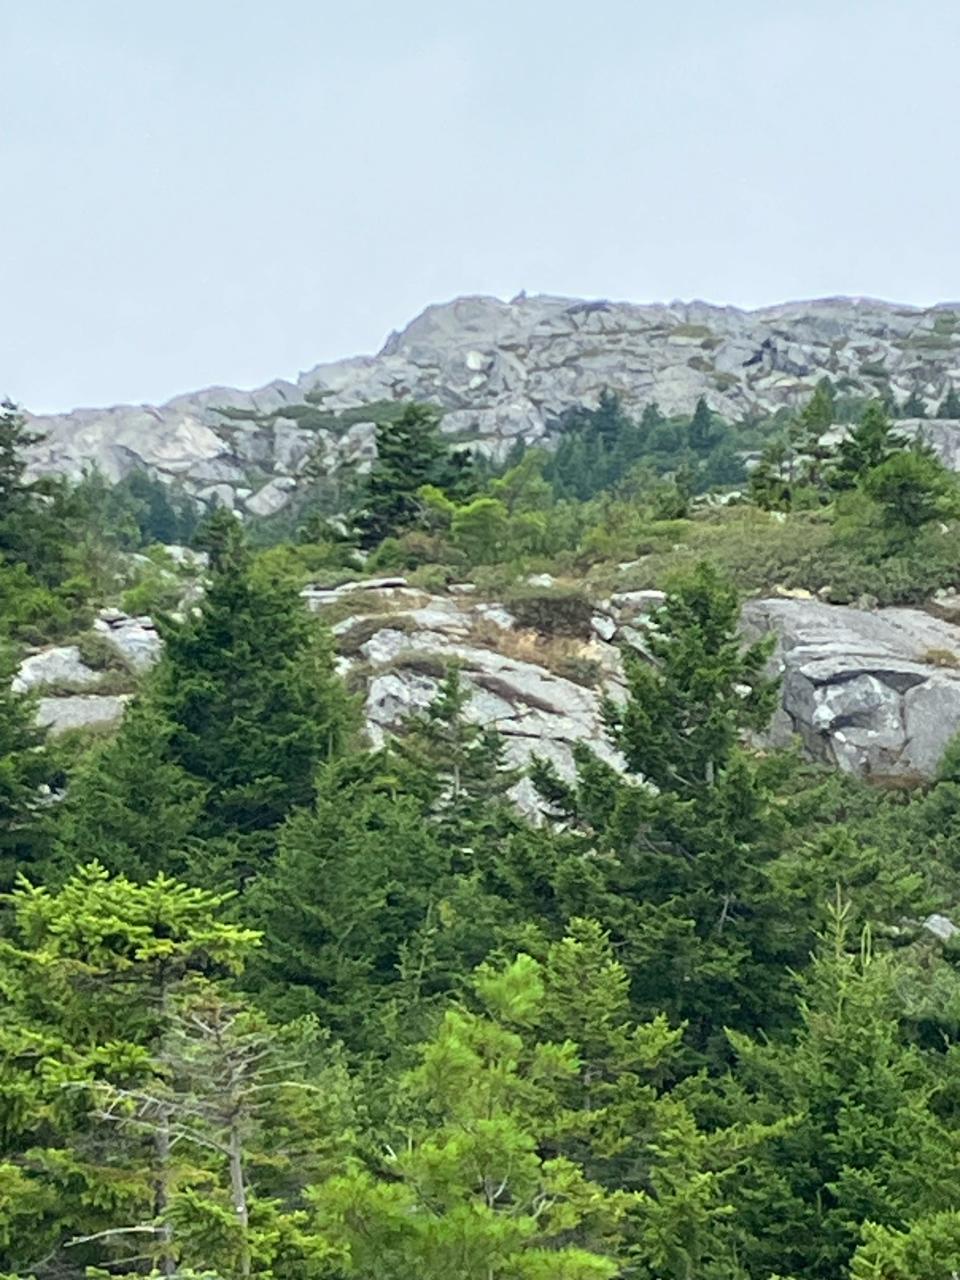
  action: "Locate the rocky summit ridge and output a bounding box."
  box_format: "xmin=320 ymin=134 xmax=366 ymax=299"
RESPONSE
xmin=23 ymin=293 xmax=960 ymax=518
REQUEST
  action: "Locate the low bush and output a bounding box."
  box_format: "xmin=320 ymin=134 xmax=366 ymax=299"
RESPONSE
xmin=504 ymin=585 xmax=595 ymax=638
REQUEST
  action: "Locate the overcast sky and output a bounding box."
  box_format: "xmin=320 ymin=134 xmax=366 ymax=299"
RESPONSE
xmin=3 ymin=0 xmax=960 ymax=412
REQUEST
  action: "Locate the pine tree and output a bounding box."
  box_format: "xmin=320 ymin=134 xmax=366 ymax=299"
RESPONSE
xmin=309 ymin=950 xmax=639 ymax=1280
xmin=0 ymin=648 xmax=53 ymax=892
xmin=832 ymin=400 xmax=908 ymax=490
xmin=354 ymin=403 xmax=460 ymax=547
xmin=938 ymin=385 xmax=960 ymax=418
xmin=727 ymin=894 xmax=960 ymax=1280
xmin=150 ymin=529 xmax=354 ymax=882
xmin=52 ymin=702 xmax=207 ymax=882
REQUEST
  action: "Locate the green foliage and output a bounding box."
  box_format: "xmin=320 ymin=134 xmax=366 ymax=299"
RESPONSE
xmin=543 ymin=391 xmax=745 ymax=503
xmin=148 ymin=531 xmax=355 ymax=881
xmin=0 ymin=648 xmax=53 ymax=891
xmin=52 ymin=703 xmax=207 ymax=881
xmin=532 ymin=564 xmax=793 ymax=1052
xmin=939 ymin=385 xmax=960 ymax=418
xmin=354 ymin=404 xmax=476 ymax=547
xmin=860 ymin=447 xmax=958 ymax=534
xmin=73 ymin=466 xmax=198 ymax=549
xmin=728 ymin=894 xmax=960 ymax=1279
xmin=832 ymin=401 xmax=908 ymax=489
xmin=13 ymin=378 xmax=960 ymax=1278
xmin=309 ymin=949 xmax=637 ymax=1279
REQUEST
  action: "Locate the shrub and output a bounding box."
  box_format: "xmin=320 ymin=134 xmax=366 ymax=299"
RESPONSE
xmin=504 ymin=586 xmax=595 ymax=638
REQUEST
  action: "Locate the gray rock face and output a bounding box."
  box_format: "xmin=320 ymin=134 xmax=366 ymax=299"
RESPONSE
xmin=13 ymin=646 xmax=100 ymax=693
xmin=93 ymin=611 xmax=163 ymax=672
xmin=742 ymin=599 xmax=960 ymax=778
xmin=23 ymin=295 xmax=960 ymax=513
xmin=36 ymin=695 xmax=129 ymax=736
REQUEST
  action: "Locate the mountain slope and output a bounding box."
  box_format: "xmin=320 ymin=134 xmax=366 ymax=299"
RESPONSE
xmin=24 ymin=293 xmax=960 ymax=516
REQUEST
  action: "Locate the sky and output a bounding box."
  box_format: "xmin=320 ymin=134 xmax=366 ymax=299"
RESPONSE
xmin=3 ymin=1 xmax=960 ymax=413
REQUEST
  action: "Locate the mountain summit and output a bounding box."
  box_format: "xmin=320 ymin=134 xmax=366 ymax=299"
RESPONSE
xmin=24 ymin=293 xmax=960 ymax=518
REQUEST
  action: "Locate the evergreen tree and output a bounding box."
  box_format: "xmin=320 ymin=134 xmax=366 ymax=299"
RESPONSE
xmin=689 ymin=396 xmax=720 ymax=453
xmin=727 ymin=895 xmax=960 ymax=1280
xmin=396 ymin=667 xmax=519 ymax=851
xmin=606 ymin=561 xmax=778 ymax=793
xmin=533 ymin=564 xmax=793 ymax=1050
xmin=52 ymin=703 xmax=207 ymax=882
xmin=861 ymin=447 xmax=958 ymax=535
xmin=0 ymin=400 xmax=73 ymax=585
xmin=832 ymin=400 xmax=908 ymax=490
xmin=792 ymin=377 xmax=837 ymax=489
xmin=94 ymin=982 xmax=354 ymax=1280
xmin=354 ymin=403 xmax=464 ymax=547
xmin=938 ymin=385 xmax=960 ymax=418
xmin=247 ymin=751 xmax=452 ymax=1046
xmin=192 ymin=503 xmax=247 ymax=571
xmin=150 ymin=526 xmax=354 ymax=882
xmin=0 ymin=648 xmax=53 ymax=891
xmin=748 ymin=441 xmax=795 ymax=511
xmin=310 ymin=950 xmax=639 ymax=1280
xmin=0 ymin=862 xmax=256 ymax=1277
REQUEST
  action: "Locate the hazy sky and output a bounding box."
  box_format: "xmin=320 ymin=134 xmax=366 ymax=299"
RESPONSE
xmin=3 ymin=1 xmax=960 ymax=412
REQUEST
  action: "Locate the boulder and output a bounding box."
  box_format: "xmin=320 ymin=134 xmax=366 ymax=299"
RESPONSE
xmin=36 ymin=695 xmax=129 ymax=735
xmin=742 ymin=598 xmax=960 ymax=778
xmin=93 ymin=611 xmax=163 ymax=671
xmin=13 ymin=646 xmax=100 ymax=693
xmin=244 ymin=476 xmax=297 ymax=517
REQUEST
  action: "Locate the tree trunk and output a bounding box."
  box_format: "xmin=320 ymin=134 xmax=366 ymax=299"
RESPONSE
xmin=228 ymin=1117 xmax=251 ymax=1280
xmin=155 ymin=1107 xmax=176 ymax=1278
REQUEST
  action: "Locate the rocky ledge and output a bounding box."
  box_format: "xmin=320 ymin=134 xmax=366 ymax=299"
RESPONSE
xmin=19 ymin=582 xmax=960 ymax=792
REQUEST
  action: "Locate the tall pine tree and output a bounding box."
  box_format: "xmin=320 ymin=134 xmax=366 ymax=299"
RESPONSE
xmin=149 ymin=517 xmax=354 ymax=883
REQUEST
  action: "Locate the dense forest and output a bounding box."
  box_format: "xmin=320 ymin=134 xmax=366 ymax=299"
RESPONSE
xmin=5 ymin=385 xmax=960 ymax=1279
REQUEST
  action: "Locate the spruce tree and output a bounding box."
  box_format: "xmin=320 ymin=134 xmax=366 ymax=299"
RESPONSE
xmin=150 ymin=521 xmax=354 ymax=882
xmin=938 ymin=385 xmax=960 ymax=418
xmin=0 ymin=862 xmax=257 ymax=1277
xmin=247 ymin=751 xmax=451 ymax=1046
xmin=727 ymin=895 xmax=958 ymax=1280
xmin=309 ymin=950 xmax=639 ymax=1279
xmin=52 ymin=703 xmax=207 ymax=882
xmin=0 ymin=648 xmax=53 ymax=891
xmin=832 ymin=400 xmax=907 ymax=489
xmin=793 ymin=376 xmax=837 ymax=489
xmin=689 ymin=395 xmax=719 ymax=453
xmin=533 ymin=563 xmax=794 ymax=1051
xmin=395 ymin=667 xmax=519 ymax=852
xmin=354 ymin=403 xmax=460 ymax=547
